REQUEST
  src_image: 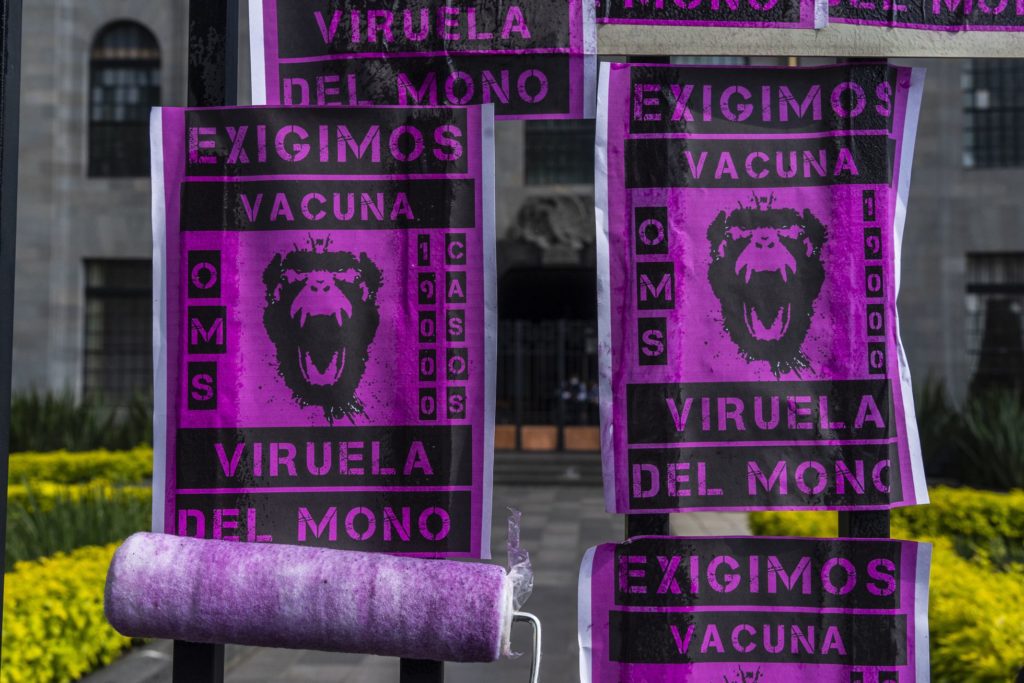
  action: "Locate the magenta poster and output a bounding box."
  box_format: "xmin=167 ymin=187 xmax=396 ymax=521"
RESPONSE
xmin=579 ymin=537 xmax=931 ymax=681
xmin=596 ymin=0 xmax=828 ymax=28
xmin=151 ymin=105 xmax=496 ymax=558
xmin=249 ymin=0 xmax=597 ymax=120
xmin=596 ymin=62 xmax=928 ymax=514
xmin=829 ymin=0 xmax=1024 ymax=30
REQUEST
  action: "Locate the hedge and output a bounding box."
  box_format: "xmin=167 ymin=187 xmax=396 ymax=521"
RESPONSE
xmin=928 ymin=538 xmax=1024 ymax=682
xmin=6 ymin=483 xmax=150 ymax=569
xmin=750 ymin=488 xmax=1024 ymax=682
xmin=899 ymin=487 xmax=1024 ymax=561
xmin=1 ymin=544 xmax=137 ymax=683
xmin=7 ymin=447 xmax=153 ymax=486
xmin=7 ymin=481 xmax=150 ymax=513
xmin=751 ymin=486 xmax=1024 ymax=564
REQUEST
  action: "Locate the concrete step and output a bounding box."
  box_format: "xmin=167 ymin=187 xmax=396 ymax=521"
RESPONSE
xmin=494 ymin=451 xmax=603 ymax=486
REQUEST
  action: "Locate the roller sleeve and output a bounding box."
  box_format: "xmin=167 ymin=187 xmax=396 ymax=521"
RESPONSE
xmin=105 ymin=533 xmax=513 ymax=662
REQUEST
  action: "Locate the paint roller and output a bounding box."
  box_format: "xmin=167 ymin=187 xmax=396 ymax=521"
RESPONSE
xmin=105 ymin=517 xmax=540 ymax=679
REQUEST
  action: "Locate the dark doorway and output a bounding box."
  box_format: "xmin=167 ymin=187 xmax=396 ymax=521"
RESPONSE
xmin=497 ymin=267 xmax=599 ymax=452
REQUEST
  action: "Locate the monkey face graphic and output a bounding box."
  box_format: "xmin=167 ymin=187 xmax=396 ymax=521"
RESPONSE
xmin=263 ymin=240 xmax=382 ymax=421
xmin=707 ymin=201 xmax=827 ymax=376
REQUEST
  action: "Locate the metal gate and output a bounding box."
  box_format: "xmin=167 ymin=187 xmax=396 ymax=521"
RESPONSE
xmin=496 ymin=319 xmax=600 ymax=451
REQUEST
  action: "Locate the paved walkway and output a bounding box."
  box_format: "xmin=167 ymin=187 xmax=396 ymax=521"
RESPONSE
xmin=84 ymin=485 xmax=749 ymax=683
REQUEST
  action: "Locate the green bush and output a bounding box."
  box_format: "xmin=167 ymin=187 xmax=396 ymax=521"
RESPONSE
xmin=752 ymin=486 xmax=1024 ymax=565
xmin=2 ymin=544 xmax=137 ymax=683
xmin=5 ymin=482 xmax=150 ymax=570
xmin=7 ymin=481 xmax=150 ymax=512
xmin=8 ymin=447 xmax=152 ymax=485
xmin=914 ymin=376 xmax=960 ymax=479
xmin=899 ymin=487 xmax=1024 ymax=566
xmin=0 ymin=448 xmax=153 ymax=681
xmin=9 ymin=391 xmax=151 ymax=453
xmin=956 ymin=389 xmax=1024 ymax=490
xmin=750 ymin=487 xmax=1024 ymax=682
xmin=928 ymin=538 xmax=1024 ymax=682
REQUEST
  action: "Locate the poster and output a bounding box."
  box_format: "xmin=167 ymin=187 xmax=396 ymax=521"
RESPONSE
xmin=596 ymin=62 xmax=928 ymax=513
xmin=596 ymin=0 xmax=828 ymax=29
xmin=152 ymin=105 xmax=496 ymax=558
xmin=829 ymin=0 xmax=1024 ymax=30
xmin=249 ymin=0 xmax=597 ymax=120
xmin=579 ymin=536 xmax=932 ymax=682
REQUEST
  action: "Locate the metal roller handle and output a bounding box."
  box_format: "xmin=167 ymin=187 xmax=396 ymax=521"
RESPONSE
xmin=513 ymin=612 xmax=542 ymax=683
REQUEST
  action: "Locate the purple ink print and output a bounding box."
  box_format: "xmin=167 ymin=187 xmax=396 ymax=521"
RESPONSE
xmin=151 ymin=105 xmax=497 ymax=558
xmin=596 ymin=0 xmax=829 ymax=29
xmin=249 ymin=1 xmax=598 ymax=119
xmin=829 ymin=0 xmax=1024 ymax=31
xmin=578 ymin=536 xmax=932 ymax=681
xmin=595 ymin=62 xmax=929 ymax=513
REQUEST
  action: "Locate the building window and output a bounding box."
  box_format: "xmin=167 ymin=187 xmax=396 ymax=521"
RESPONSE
xmin=966 ymin=253 xmax=1024 ymax=394
xmin=89 ymin=22 xmax=161 ymax=177
xmin=83 ymin=260 xmax=152 ymax=405
xmin=525 ymin=120 xmax=596 ymax=185
xmin=963 ymin=60 xmax=1024 ymax=169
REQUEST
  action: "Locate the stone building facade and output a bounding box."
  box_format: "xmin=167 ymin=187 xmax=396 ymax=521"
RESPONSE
xmin=10 ymin=1 xmax=1023 ymax=412
xmin=14 ymin=1 xmax=188 ymax=398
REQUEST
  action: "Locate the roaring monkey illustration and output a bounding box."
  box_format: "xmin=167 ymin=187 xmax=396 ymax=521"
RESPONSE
xmin=707 ymin=197 xmax=827 ymax=376
xmin=262 ymin=238 xmax=382 ymax=421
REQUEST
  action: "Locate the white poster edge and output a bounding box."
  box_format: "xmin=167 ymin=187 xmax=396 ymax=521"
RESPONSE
xmin=595 ymin=62 xmax=617 ymax=513
xmin=914 ymin=541 xmax=932 ymax=682
xmin=249 ymin=0 xmax=267 ymax=105
xmin=150 ymin=107 xmax=168 ymax=533
xmin=814 ymin=0 xmax=830 ymax=28
xmin=481 ymin=103 xmax=497 ymax=560
xmin=895 ymin=66 xmax=929 ymax=507
xmin=578 ymin=545 xmax=597 ymax=683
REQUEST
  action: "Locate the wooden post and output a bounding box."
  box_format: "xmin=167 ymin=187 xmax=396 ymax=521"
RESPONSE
xmin=0 ymin=0 xmax=22 ymax=644
xmin=174 ymin=2 xmax=238 ymax=680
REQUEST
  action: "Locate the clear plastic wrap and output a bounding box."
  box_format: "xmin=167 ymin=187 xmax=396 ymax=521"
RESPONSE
xmin=506 ymin=507 xmax=534 ymax=611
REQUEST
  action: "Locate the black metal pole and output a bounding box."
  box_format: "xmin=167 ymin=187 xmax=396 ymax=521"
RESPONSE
xmin=187 ymin=0 xmax=239 ymax=107
xmin=401 ymin=659 xmax=445 ymax=683
xmin=556 ymin=319 xmax=567 ymax=451
xmin=837 ymin=54 xmax=893 ymax=548
xmin=0 ymin=0 xmax=22 ymax=644
xmin=839 ymin=510 xmax=890 ymax=539
xmin=173 ymin=640 xmax=225 ymax=683
xmin=514 ymin=320 xmax=524 ymax=450
xmin=626 ymin=514 xmax=670 ymax=539
xmin=175 ymin=2 xmax=238 ymax=680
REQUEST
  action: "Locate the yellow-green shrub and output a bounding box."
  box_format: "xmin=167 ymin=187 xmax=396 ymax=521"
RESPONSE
xmin=7 ymin=481 xmax=150 ymax=513
xmin=928 ymin=538 xmax=1024 ymax=682
xmin=6 ymin=483 xmax=151 ymax=569
xmin=7 ymin=447 xmax=153 ymax=486
xmin=751 ymin=486 xmax=1024 ymax=547
xmin=750 ymin=487 xmax=1024 ymax=682
xmin=897 ymin=487 xmax=1024 ymax=546
xmin=749 ymin=509 xmax=836 ymax=538
xmin=2 ymin=544 xmax=137 ymax=683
